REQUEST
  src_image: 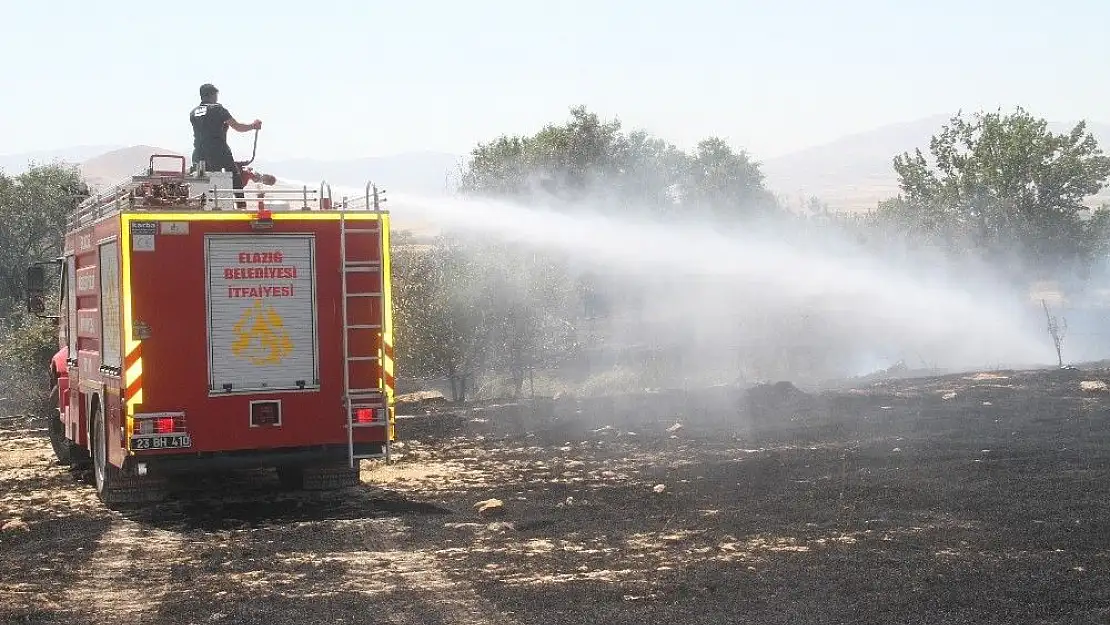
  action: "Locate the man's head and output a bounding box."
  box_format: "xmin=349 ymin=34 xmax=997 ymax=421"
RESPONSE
xmin=199 ymin=83 xmax=219 ymax=103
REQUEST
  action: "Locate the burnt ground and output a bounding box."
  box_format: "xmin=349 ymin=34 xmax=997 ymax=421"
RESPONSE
xmin=2 ymin=366 xmax=1109 ymax=624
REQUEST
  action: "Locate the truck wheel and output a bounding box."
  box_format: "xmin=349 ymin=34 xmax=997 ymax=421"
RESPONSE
xmin=91 ymin=409 xmax=121 ymax=503
xmin=91 ymin=408 xmax=166 ymax=505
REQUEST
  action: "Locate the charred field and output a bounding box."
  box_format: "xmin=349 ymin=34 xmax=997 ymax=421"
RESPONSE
xmin=2 ymin=365 xmax=1109 ymax=624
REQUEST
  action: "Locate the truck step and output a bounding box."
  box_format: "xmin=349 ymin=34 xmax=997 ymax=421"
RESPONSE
xmin=345 ymin=356 xmax=380 ymax=362
xmin=345 ymin=394 xmax=384 ymax=403
xmin=343 ymin=228 xmax=380 ymax=234
xmin=346 ymin=292 xmax=382 ymax=297
xmin=345 ymin=324 xmax=382 ymax=329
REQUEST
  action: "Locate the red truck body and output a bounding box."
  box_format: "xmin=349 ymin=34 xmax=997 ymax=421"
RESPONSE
xmin=40 ymin=156 xmax=395 ymax=503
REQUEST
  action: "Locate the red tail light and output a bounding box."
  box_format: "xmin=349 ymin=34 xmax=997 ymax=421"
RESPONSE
xmin=355 ymin=408 xmax=374 ymax=423
xmin=133 ymin=412 xmax=187 ymax=435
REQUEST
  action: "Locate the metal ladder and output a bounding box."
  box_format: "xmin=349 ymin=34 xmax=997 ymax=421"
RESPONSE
xmin=339 ymin=194 xmax=389 ymax=469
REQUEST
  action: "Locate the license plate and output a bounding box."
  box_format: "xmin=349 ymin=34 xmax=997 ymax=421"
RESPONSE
xmin=131 ymin=434 xmax=192 ymax=450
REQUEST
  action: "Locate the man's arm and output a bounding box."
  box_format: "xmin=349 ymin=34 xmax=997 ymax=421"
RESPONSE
xmin=225 ymin=114 xmax=262 ymax=132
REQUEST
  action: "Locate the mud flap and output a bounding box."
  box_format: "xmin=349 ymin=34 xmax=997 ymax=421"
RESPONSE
xmin=47 ymin=382 xmax=91 ymax=469
xmin=97 ymin=467 xmax=169 ymax=505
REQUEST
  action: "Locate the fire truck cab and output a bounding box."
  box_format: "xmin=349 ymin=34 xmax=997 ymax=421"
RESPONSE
xmin=25 ymin=152 xmax=395 ymax=505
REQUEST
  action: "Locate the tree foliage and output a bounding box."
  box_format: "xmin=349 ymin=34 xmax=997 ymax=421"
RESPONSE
xmin=683 ymin=137 xmax=777 ymax=220
xmin=459 ymin=105 xmax=778 ymax=219
xmin=391 ymin=236 xmax=579 ymax=401
xmin=0 ymin=163 xmax=86 ymax=314
xmin=879 ymin=107 xmax=1110 ymax=277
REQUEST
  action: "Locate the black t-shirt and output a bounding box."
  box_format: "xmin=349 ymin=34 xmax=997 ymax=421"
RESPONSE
xmin=189 ymin=102 xmax=234 ymax=163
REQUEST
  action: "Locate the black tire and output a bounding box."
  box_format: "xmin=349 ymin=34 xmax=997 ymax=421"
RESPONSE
xmin=91 ymin=409 xmax=113 ymax=501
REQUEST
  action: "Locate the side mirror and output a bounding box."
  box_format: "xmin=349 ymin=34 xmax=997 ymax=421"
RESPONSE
xmin=26 ymin=265 xmax=46 ymax=294
xmin=25 ymin=262 xmax=60 ymax=319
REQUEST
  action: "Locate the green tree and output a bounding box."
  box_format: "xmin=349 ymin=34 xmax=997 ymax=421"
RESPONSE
xmin=458 ymin=105 xmax=778 ymax=220
xmin=390 ymin=237 xmax=490 ymax=401
xmin=0 ymin=163 xmax=86 ymax=313
xmin=478 ymin=242 xmax=580 ymax=397
xmin=682 ymin=137 xmax=778 ymax=219
xmin=608 ymin=129 xmax=690 ymax=212
xmin=459 ymin=106 xmax=626 ymax=202
xmin=391 ymin=233 xmax=582 ymax=402
xmin=883 ymin=107 xmax=1110 ymax=276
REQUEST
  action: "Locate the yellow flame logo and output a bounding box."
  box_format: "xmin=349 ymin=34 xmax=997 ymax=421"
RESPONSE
xmin=231 ymin=299 xmax=293 ymax=365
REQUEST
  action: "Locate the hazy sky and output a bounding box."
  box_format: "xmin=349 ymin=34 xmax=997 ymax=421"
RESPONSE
xmin=4 ymin=0 xmax=1108 ymax=162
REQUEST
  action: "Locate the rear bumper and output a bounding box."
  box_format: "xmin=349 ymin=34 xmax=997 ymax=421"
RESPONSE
xmin=123 ymin=442 xmax=386 ymax=476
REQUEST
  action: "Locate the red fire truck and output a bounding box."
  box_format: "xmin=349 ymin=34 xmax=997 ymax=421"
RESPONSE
xmin=25 ymin=144 xmax=396 ymax=504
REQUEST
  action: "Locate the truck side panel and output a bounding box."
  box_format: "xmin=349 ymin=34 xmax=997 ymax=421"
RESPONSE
xmin=62 ymin=217 xmax=124 ymax=456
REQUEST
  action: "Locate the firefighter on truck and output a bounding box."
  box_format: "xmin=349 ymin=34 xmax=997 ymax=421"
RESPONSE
xmin=189 ymin=83 xmax=262 ymax=208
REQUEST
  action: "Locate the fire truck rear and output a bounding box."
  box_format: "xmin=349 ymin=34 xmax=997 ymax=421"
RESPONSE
xmin=25 ymin=151 xmax=395 ymax=504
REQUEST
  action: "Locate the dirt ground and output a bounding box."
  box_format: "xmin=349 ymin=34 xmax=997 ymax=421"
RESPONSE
xmin=2 ymin=366 xmax=1109 ymax=624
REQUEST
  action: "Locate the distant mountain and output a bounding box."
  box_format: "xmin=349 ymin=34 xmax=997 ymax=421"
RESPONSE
xmin=761 ymin=115 xmax=1110 ymax=212
xmin=760 ymin=115 xmax=950 ymax=211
